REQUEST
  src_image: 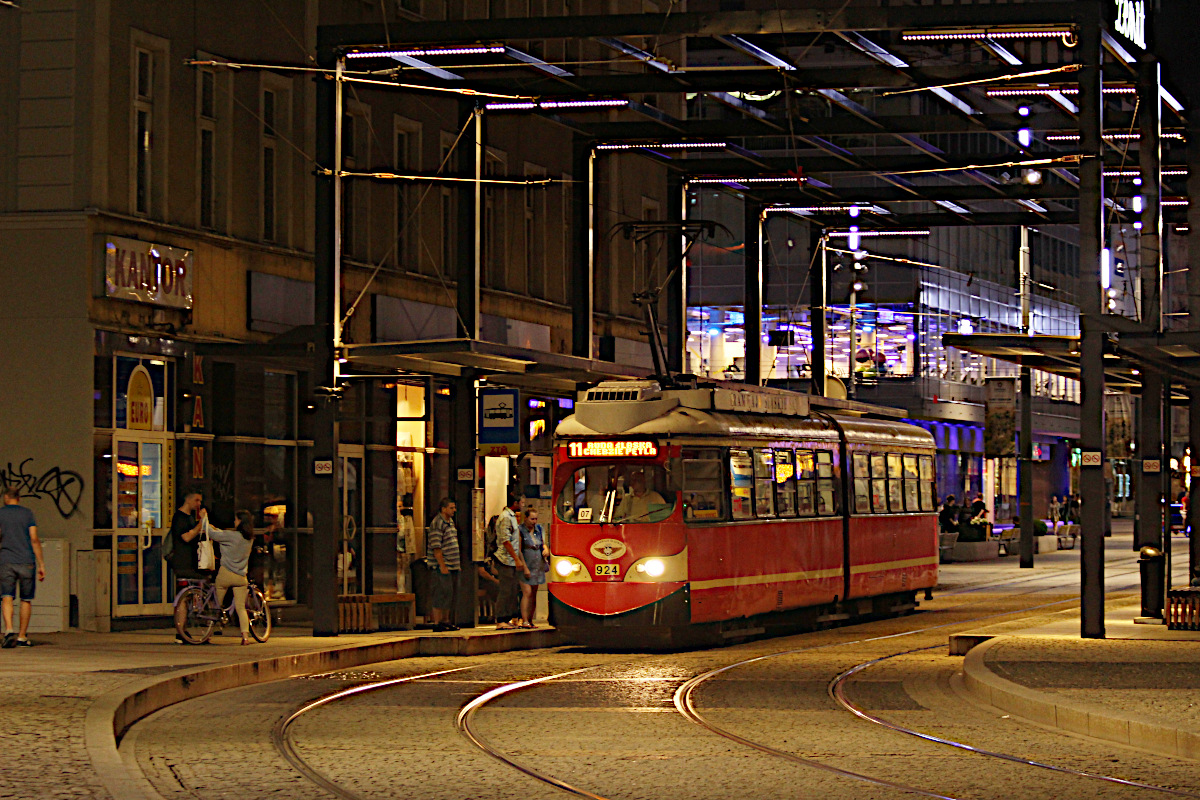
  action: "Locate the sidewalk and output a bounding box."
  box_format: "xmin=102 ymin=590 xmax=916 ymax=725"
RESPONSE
xmin=956 ymin=599 xmax=1200 ymax=760
xmin=0 ymin=623 xmax=560 ymax=800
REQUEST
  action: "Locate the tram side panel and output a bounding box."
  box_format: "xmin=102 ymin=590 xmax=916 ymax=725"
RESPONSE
xmin=686 ymin=517 xmax=843 ymax=623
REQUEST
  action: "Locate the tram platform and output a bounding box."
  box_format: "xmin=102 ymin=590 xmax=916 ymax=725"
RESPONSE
xmin=955 ymin=598 xmax=1200 ymax=761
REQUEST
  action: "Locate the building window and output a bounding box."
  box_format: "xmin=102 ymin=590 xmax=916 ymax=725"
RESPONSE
xmin=394 ymin=130 xmax=410 ymax=267
xmin=262 ymin=90 xmax=277 ymax=242
xmin=199 ymin=129 xmax=215 ymax=229
xmin=134 ymin=49 xmax=154 ymax=216
xmin=441 ymin=189 xmax=454 ymax=274
xmin=484 ymin=151 xmax=507 ymax=287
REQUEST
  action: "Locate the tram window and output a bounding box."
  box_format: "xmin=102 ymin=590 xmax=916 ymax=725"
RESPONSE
xmin=556 ymin=463 xmax=675 ymax=524
xmin=796 ymin=481 xmax=815 ymax=516
xmin=852 ymin=452 xmax=871 ymax=514
xmin=683 ymin=455 xmax=726 ymax=522
xmin=729 ymin=449 xmax=755 ymax=520
xmin=816 ymin=449 xmax=834 ymax=478
xmin=817 ymin=479 xmax=838 ymax=515
xmin=903 ymin=455 xmax=921 ymax=511
xmin=752 ymin=449 xmax=776 ymax=518
xmin=918 ymin=455 xmax=935 ymax=511
xmin=870 ymin=453 xmax=887 ymax=513
xmin=887 ymin=454 xmax=903 ymax=512
xmin=796 ymin=450 xmax=816 ymax=480
xmin=794 ymin=450 xmax=816 ymax=517
xmin=774 ymin=449 xmax=797 ymax=517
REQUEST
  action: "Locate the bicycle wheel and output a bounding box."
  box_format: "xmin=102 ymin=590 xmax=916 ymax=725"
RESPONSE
xmin=246 ymin=586 xmax=272 ymax=642
xmin=174 ymin=586 xmax=215 ymax=644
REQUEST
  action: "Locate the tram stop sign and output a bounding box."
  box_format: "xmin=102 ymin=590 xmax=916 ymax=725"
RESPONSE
xmin=479 ymin=387 xmax=520 ymax=457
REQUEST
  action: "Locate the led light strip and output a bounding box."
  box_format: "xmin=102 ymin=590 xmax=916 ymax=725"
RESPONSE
xmin=987 ymin=86 xmax=1135 ymax=96
xmin=1105 ymin=168 xmax=1187 ymax=177
xmin=595 ymin=141 xmax=728 ymax=150
xmin=690 ymin=176 xmax=806 ymax=184
xmin=485 ymin=98 xmax=629 ymax=111
xmin=902 ymin=29 xmax=1072 ymax=41
xmin=765 ymin=205 xmax=888 ymax=214
xmin=828 ymin=230 xmax=930 ymax=237
xmin=1046 ymin=132 xmax=1184 ymax=141
xmin=347 ymin=45 xmax=506 ymax=59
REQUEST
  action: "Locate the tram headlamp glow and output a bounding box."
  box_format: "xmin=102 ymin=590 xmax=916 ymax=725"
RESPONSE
xmin=638 ymin=559 xmax=666 ymax=577
xmin=555 ymin=559 xmax=580 ymax=577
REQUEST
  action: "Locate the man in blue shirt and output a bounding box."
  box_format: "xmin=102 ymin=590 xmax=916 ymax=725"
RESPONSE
xmin=0 ymin=487 xmax=46 ymax=648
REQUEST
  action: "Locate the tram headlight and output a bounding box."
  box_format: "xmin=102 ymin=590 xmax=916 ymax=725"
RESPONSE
xmin=639 ymin=559 xmax=666 ymax=577
xmin=551 ymin=556 xmax=590 ymax=582
xmin=626 ymin=549 xmax=688 ymax=583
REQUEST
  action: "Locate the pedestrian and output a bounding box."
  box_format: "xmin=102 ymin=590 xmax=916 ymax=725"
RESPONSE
xmin=517 ymin=507 xmax=550 ymax=629
xmin=493 ymin=491 xmax=526 ymax=630
xmin=1067 ymin=493 xmax=1081 ymax=523
xmin=938 ymin=495 xmax=960 ymax=534
xmin=168 ymin=489 xmax=210 ymax=581
xmin=0 ymin=487 xmax=46 ymax=648
xmin=426 ymin=497 xmax=460 ymax=632
xmin=1048 ymin=495 xmax=1061 ymax=527
xmin=205 ymin=511 xmax=257 ymax=645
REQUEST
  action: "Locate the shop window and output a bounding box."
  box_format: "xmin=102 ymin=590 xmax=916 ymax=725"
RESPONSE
xmin=94 ymin=356 xmax=113 ymax=428
xmin=774 ymin=449 xmax=797 ymax=517
xmin=796 ymin=449 xmax=817 ymax=517
xmin=852 ymin=452 xmax=870 ymax=514
xmin=93 ymin=435 xmax=113 ymax=529
xmin=752 ymin=449 xmax=775 ymax=518
xmin=919 ymin=455 xmax=935 ymax=511
xmin=729 ymin=448 xmax=754 ymax=520
xmin=887 ymin=453 xmax=903 ymax=512
xmin=682 ymin=450 xmax=725 ymax=521
xmin=870 ymin=453 xmax=887 ymax=513
xmin=815 ymin=450 xmax=837 ymax=515
xmin=264 ymin=371 xmax=296 ymax=440
xmin=114 ymin=356 xmax=169 ymax=431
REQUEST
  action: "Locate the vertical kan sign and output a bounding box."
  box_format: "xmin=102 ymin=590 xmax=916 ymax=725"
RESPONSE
xmin=104 ymin=235 xmax=194 ymax=309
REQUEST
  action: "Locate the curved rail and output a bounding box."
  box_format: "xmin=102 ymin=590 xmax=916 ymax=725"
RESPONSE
xmin=272 ymin=665 xmax=476 ymax=800
xmin=828 ymin=648 xmax=1200 ymax=799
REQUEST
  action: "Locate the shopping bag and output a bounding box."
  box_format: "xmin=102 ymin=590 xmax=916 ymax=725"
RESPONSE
xmin=198 ymin=519 xmax=216 ymax=570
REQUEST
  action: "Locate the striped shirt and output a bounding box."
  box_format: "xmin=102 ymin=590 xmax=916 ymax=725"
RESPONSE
xmin=426 ymin=513 xmax=460 ymax=571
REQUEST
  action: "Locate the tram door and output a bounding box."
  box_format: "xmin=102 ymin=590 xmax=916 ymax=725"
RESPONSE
xmin=112 ymin=437 xmax=173 ymax=615
xmin=337 ymin=447 xmax=365 ymax=594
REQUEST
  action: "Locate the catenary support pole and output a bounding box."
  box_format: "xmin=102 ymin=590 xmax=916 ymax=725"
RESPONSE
xmin=571 ymin=138 xmax=594 ymax=359
xmin=1187 ymin=85 xmax=1200 ymax=586
xmin=744 ymin=201 xmax=762 ymax=386
xmin=666 ymin=172 xmax=686 ymax=375
xmin=1077 ymin=14 xmax=1107 ymax=639
xmin=1019 ymin=226 xmax=1034 ymax=568
xmin=453 ymin=101 xmax=481 ymax=628
xmin=809 ymin=228 xmax=827 ymax=396
xmin=311 ymin=47 xmax=342 ymax=636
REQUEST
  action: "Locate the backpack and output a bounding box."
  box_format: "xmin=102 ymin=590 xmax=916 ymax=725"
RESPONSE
xmin=161 ymin=530 xmax=175 ymax=561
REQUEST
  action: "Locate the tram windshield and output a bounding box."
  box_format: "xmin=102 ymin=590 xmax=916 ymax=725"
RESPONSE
xmin=557 ymin=463 xmax=676 ymax=524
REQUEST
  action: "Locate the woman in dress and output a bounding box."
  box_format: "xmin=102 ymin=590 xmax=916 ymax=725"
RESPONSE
xmin=517 ymin=507 xmax=550 ymax=629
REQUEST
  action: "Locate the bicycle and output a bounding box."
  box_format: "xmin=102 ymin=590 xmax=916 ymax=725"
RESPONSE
xmin=173 ymin=577 xmax=272 ymax=644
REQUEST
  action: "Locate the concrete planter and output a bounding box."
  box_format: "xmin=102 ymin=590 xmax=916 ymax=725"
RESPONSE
xmin=950 ymin=540 xmax=1001 ymax=562
xmin=1034 ymin=535 xmax=1060 ymax=554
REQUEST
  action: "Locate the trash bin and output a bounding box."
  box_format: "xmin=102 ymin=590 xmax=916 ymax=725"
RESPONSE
xmin=1139 ymin=545 xmax=1165 ymax=618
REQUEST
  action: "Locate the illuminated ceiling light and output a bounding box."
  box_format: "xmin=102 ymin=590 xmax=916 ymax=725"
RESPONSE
xmin=901 ymin=27 xmax=1072 ymax=41
xmin=347 ymin=45 xmax=507 ymax=59
xmin=595 ymin=141 xmax=728 ymax=150
xmin=1017 ymin=128 xmax=1033 ymax=147
xmin=1023 ymin=168 xmax=1043 ymax=185
xmin=1101 ymin=247 xmax=1111 ymax=290
xmin=486 ymin=98 xmax=628 ymax=111
xmin=828 ymin=230 xmax=931 ymax=237
xmin=1018 ymin=105 xmax=1031 ymax=117
xmin=1132 ymin=195 xmax=1144 ymax=213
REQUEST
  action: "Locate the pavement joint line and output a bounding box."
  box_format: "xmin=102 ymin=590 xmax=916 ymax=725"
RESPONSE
xmin=959 ymin=633 xmax=1200 ymax=762
xmin=85 ymin=628 xmax=562 ymax=800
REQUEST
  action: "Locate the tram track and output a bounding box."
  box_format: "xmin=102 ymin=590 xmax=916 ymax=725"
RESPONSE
xmin=261 ymin=562 xmax=1162 ymax=800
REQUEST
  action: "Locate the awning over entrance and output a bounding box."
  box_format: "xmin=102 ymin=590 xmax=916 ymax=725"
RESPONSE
xmin=343 ymin=338 xmax=652 ymax=393
xmin=942 ymin=331 xmax=1200 ymax=395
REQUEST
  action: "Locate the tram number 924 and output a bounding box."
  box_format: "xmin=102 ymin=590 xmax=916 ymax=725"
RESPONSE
xmin=595 ymin=564 xmax=620 ymax=576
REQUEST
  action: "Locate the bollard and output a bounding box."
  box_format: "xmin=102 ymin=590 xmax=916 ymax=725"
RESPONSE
xmin=1139 ymin=546 xmax=1165 ymax=618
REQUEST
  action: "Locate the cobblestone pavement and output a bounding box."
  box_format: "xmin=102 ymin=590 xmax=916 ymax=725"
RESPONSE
xmin=128 ymin=553 xmax=1199 ymax=800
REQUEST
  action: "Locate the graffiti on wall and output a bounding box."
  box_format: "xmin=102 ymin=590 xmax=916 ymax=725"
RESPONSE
xmin=0 ymin=458 xmax=84 ymax=518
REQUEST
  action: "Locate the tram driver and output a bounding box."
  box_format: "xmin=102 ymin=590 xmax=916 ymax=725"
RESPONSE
xmin=614 ymin=470 xmax=667 ymax=522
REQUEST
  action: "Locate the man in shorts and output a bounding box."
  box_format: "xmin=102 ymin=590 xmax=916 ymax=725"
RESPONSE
xmin=0 ymin=487 xmax=46 ymax=648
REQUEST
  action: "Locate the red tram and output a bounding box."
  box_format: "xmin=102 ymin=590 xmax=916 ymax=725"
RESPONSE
xmin=547 ymin=379 xmax=939 ymax=648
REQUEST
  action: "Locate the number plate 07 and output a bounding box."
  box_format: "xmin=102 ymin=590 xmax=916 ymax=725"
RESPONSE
xmin=594 ymin=564 xmax=620 ymax=577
